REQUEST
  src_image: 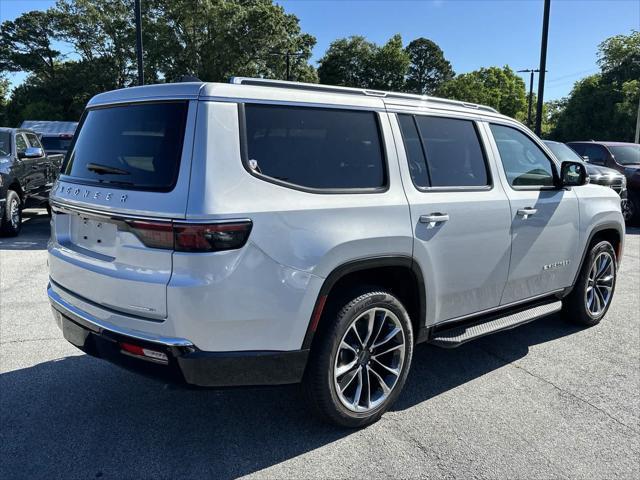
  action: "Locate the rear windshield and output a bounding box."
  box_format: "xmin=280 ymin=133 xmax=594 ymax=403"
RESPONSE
xmin=63 ymin=102 xmax=188 ymax=191
xmin=41 ymin=136 xmax=73 ymax=152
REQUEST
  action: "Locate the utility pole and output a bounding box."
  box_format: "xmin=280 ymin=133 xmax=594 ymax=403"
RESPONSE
xmin=270 ymin=51 xmax=305 ymax=81
xmin=518 ymin=69 xmax=540 ymax=129
xmin=535 ymin=0 xmax=551 ymax=136
xmin=134 ymin=0 xmax=144 ymax=86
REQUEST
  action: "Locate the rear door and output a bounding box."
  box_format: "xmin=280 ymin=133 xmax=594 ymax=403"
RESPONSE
xmin=486 ymin=123 xmax=580 ymax=305
xmin=393 ymin=112 xmax=512 ymax=324
xmin=48 ymin=100 xmax=196 ymax=319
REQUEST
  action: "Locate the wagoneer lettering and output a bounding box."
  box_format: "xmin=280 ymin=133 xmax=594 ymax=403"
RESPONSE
xmin=48 ymin=78 xmax=624 ymax=428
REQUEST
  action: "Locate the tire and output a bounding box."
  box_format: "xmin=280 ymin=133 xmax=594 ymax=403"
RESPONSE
xmin=623 ymin=192 xmax=638 ymax=226
xmin=303 ymin=289 xmax=414 ymax=428
xmin=0 ymin=190 xmax=22 ymax=237
xmin=563 ymin=240 xmax=617 ymax=326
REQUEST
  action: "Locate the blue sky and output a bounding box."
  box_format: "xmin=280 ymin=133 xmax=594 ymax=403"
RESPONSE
xmin=1 ymin=0 xmax=639 ymax=100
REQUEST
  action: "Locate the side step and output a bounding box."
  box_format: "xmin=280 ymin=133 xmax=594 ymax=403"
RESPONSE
xmin=430 ymin=300 xmax=563 ymax=348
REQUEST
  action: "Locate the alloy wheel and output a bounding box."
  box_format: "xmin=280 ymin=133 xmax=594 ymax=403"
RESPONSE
xmin=585 ymin=251 xmax=614 ymax=317
xmin=9 ymin=198 xmax=20 ymax=228
xmin=333 ymin=307 xmax=406 ymax=413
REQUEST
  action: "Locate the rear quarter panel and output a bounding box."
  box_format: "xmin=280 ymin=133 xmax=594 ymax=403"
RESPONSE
xmin=176 ymin=101 xmax=413 ymax=351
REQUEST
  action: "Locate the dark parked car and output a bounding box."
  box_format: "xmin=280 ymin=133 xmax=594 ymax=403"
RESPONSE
xmin=567 ymin=141 xmax=640 ymax=223
xmin=544 ymin=141 xmax=629 ymax=218
xmin=20 ymin=120 xmax=78 ymax=156
xmin=0 ymin=128 xmax=63 ymax=236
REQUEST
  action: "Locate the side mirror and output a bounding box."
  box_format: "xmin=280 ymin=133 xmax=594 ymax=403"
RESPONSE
xmin=560 ymin=161 xmax=588 ymax=187
xmin=23 ymin=147 xmax=44 ymax=158
xmin=582 ymin=155 xmax=589 ymax=161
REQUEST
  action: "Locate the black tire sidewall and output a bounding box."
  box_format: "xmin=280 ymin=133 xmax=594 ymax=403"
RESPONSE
xmin=567 ymin=240 xmax=617 ymax=325
xmin=305 ymin=290 xmax=414 ymax=427
xmin=1 ymin=190 xmax=22 ymax=236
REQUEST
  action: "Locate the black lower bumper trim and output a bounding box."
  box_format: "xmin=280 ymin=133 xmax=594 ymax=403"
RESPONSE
xmin=53 ymin=308 xmax=309 ymax=387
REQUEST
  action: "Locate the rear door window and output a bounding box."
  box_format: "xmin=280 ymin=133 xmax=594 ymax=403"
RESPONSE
xmin=62 ymin=102 xmax=189 ymax=191
xmin=243 ymin=104 xmax=386 ymax=191
xmin=398 ymin=114 xmax=489 ymax=188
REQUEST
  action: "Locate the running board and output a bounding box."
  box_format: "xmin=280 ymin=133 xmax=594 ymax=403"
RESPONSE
xmin=430 ymin=300 xmax=563 ymax=348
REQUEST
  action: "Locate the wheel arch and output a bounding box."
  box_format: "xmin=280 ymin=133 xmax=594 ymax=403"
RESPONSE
xmin=568 ymin=222 xmax=624 ymax=293
xmin=301 ymin=256 xmax=427 ymax=350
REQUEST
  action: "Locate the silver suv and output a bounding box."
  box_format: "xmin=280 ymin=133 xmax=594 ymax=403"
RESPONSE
xmin=48 ymin=79 xmax=624 ymax=427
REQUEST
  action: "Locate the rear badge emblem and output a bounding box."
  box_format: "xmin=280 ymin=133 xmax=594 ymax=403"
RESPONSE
xmin=57 ymin=184 xmax=127 ymax=203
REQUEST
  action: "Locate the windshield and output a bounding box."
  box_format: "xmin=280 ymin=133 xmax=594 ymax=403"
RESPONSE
xmin=0 ymin=132 xmax=10 ymax=156
xmin=63 ymin=102 xmax=188 ymax=191
xmin=609 ymin=145 xmax=640 ymax=165
xmin=544 ymin=141 xmax=583 ymax=163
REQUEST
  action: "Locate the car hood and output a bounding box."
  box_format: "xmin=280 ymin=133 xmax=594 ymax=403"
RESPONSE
xmin=585 ymin=163 xmax=623 ymax=179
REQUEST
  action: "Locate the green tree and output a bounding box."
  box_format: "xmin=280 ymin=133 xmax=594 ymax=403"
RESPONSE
xmin=437 ymin=66 xmax=527 ymax=118
xmin=318 ymin=34 xmax=410 ymax=90
xmin=0 ymin=10 xmax=61 ymax=81
xmin=598 ymin=30 xmax=640 ymax=85
xmin=1 ymin=0 xmax=318 ymax=125
xmin=142 ymin=0 xmax=316 ymax=83
xmin=369 ymin=34 xmax=410 ymax=91
xmin=550 ymin=31 xmax=640 ymax=141
xmin=0 ymin=75 xmax=9 ymax=125
xmin=405 ymin=37 xmax=454 ymax=95
xmin=317 ymin=36 xmax=377 ymax=88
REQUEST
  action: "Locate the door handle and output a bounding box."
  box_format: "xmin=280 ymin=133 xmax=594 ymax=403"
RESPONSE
xmin=517 ymin=207 xmax=538 ymax=219
xmin=419 ymin=213 xmax=450 ymax=224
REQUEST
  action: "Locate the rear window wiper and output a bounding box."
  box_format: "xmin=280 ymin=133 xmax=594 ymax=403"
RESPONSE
xmin=86 ymin=162 xmax=131 ymax=175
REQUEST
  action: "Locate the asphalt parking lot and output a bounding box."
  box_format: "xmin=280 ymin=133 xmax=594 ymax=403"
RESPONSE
xmin=0 ymin=209 xmax=638 ymax=479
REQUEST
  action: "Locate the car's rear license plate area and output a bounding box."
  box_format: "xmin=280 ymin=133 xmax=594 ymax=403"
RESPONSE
xmin=69 ymin=215 xmax=117 ymax=253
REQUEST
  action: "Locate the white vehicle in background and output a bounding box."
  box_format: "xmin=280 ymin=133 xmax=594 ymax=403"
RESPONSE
xmin=47 ymin=79 xmax=624 ymax=427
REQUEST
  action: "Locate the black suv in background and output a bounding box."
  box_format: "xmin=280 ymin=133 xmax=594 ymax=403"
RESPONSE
xmin=544 ymin=141 xmax=629 ymax=219
xmin=567 ymin=141 xmax=640 ymax=224
xmin=0 ymin=128 xmax=63 ymax=236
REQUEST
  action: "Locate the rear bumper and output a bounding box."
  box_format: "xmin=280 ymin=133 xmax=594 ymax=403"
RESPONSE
xmin=49 ymin=285 xmax=309 ymax=387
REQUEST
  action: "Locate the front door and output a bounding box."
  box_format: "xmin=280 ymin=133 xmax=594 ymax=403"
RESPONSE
xmin=393 ymin=113 xmax=512 ymax=324
xmin=486 ymin=123 xmax=580 ymax=305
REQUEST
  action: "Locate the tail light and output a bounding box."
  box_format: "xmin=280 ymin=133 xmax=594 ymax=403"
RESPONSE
xmin=124 ymin=219 xmax=252 ymax=252
xmin=126 ymin=220 xmax=174 ymax=249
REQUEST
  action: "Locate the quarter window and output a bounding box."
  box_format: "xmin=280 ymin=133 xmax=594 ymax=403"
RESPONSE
xmin=490 ymin=124 xmax=555 ymax=188
xmin=243 ymin=104 xmax=386 ymax=190
xmin=398 ymin=114 xmax=489 ymax=188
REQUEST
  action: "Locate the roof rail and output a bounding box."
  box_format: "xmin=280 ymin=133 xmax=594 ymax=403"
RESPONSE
xmin=229 ymin=77 xmax=498 ymax=114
